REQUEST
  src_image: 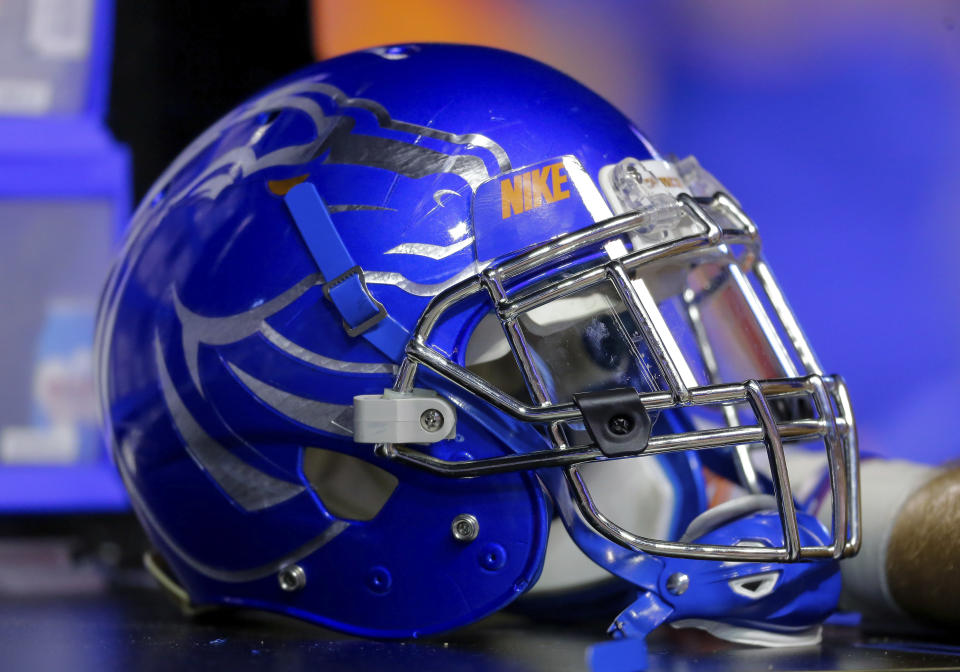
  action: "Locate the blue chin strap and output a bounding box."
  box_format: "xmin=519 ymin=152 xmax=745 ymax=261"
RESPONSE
xmin=537 ymin=467 xmax=667 ymax=672
xmin=284 ymin=181 xmax=409 ymax=362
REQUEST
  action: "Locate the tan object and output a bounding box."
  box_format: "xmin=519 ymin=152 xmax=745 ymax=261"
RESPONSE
xmin=887 ymin=466 xmax=960 ymax=626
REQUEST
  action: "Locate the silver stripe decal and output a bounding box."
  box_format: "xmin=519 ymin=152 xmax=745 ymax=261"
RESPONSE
xmin=132 ymin=79 xmax=507 ymax=231
xmin=229 ymin=363 xmax=354 ymax=436
xmin=155 ymin=336 xmax=305 ymax=512
xmin=120 ymin=459 xmax=348 ymax=583
xmin=327 ymin=204 xmax=396 ymax=213
xmin=100 ymin=76 xmax=509 ymax=404
xmin=110 ymin=78 xmax=505 ymax=351
xmin=260 ymin=322 xmax=396 ymax=375
xmin=433 ymin=188 xmax=461 ymax=206
xmin=365 ymin=261 xmax=490 ymax=297
xmin=384 ymin=237 xmax=474 ymax=260
xmin=173 ymin=274 xmax=324 ymax=395
xmin=323 ymin=130 xmax=491 ymax=190
xmin=307 ymin=82 xmax=511 ymax=174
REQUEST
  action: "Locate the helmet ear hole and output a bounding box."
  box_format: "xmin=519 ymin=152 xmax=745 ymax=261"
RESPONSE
xmin=303 ymin=448 xmax=398 ymax=521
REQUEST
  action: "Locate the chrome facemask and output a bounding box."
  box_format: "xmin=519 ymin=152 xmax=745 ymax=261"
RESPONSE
xmin=378 ymin=156 xmax=859 ymax=564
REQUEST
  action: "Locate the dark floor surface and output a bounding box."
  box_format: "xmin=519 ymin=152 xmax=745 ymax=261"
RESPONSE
xmin=2 ymin=579 xmax=959 ymax=672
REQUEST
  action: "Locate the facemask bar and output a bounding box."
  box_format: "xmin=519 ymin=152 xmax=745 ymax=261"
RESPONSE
xmin=379 ymin=192 xmax=859 ymax=564
xmin=682 ymin=280 xmax=762 ymax=494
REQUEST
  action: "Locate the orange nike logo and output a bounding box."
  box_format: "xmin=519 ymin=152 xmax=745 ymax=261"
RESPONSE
xmin=500 ymin=161 xmax=570 ymax=219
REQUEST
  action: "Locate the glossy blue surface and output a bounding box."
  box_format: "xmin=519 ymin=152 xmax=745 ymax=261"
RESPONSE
xmin=96 ymin=44 xmax=839 ymax=642
xmin=664 ymin=511 xmax=841 ymax=629
xmin=545 ymin=453 xmax=839 ymax=647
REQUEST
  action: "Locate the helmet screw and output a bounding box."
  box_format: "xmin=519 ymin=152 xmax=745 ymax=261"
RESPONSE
xmin=366 ymin=566 xmax=392 ymax=595
xmin=278 ymin=564 xmax=307 ymax=592
xmin=420 ymin=408 xmax=444 ymax=433
xmin=666 ymin=572 xmax=689 ymax=596
xmin=451 ymin=513 xmax=479 ymax=542
xmin=607 ymin=414 xmax=634 ymax=436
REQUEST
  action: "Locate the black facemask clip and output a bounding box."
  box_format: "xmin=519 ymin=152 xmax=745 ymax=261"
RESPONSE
xmin=573 ymin=388 xmax=652 ymax=457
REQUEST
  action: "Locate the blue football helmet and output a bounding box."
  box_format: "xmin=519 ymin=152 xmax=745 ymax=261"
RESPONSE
xmin=95 ymin=44 xmax=859 ymax=649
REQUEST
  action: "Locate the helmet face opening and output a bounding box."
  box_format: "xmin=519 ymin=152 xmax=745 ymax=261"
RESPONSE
xmin=390 ymin=156 xmax=859 ymax=565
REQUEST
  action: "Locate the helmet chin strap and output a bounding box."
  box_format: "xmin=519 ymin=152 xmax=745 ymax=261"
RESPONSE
xmin=663 ymin=494 xmax=825 ymax=648
xmin=668 ymin=619 xmax=823 ymax=648
xmin=539 ymin=466 xmax=836 ymax=670
xmin=283 ymin=181 xmax=410 ymax=362
xmin=537 ymin=467 xmax=665 ymax=592
xmin=542 ymin=466 xmax=674 ymax=672
xmin=528 ymin=455 xmax=677 ymax=598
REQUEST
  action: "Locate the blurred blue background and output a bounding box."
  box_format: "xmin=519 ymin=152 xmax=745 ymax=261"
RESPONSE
xmin=1 ymin=0 xmax=957 ymax=513
xmin=629 ymin=2 xmax=960 ymax=464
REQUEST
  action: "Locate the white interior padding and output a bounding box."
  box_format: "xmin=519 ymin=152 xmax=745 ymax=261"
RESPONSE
xmin=522 ymin=292 xmax=610 ymax=335
xmin=528 ymin=455 xmax=676 ymax=595
xmin=464 ymin=312 xmax=512 ymax=366
xmin=670 ymin=619 xmax=822 ymax=647
xmin=679 ymin=493 xmax=777 ymax=543
xmin=464 ymin=289 xmax=679 ymax=596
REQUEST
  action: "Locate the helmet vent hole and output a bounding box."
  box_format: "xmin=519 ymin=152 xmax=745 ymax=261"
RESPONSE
xmin=728 ymin=571 xmax=779 ymax=599
xmin=303 ymin=448 xmax=398 ymax=522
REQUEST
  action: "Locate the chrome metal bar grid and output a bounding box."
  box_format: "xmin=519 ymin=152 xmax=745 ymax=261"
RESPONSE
xmin=386 ymin=192 xmax=859 ymax=563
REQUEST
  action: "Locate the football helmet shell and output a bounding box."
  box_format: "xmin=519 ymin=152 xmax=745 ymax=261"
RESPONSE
xmin=96 ymin=44 xmax=858 ymax=643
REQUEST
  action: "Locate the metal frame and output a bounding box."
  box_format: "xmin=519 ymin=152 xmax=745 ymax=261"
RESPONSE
xmin=381 ymin=192 xmax=860 ymax=563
